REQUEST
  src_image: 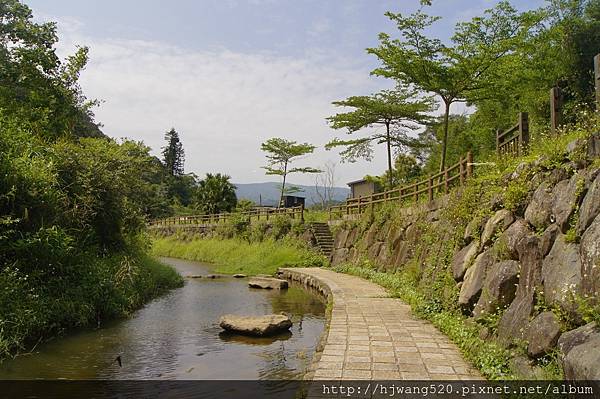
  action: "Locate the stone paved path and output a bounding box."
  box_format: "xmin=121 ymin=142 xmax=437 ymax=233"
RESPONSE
xmin=280 ymin=268 xmax=483 ymax=381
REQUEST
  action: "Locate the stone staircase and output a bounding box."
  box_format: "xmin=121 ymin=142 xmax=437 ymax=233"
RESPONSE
xmin=309 ymin=222 xmax=334 ymax=257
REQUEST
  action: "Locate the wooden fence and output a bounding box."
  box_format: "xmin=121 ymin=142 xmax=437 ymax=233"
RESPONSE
xmin=329 ymin=152 xmax=473 ymax=219
xmin=496 ymin=112 xmax=529 ymax=157
xmin=148 ymin=205 xmax=304 ymax=227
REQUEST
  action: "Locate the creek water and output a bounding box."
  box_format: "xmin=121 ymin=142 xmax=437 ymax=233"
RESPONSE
xmin=0 ymin=257 xmax=326 ymax=382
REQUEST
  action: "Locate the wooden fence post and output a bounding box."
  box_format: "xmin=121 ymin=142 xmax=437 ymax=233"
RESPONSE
xmin=444 ymin=168 xmax=449 ymax=194
xmin=518 ymin=112 xmax=529 ymax=155
xmin=428 ymin=177 xmax=433 ymax=202
xmin=496 ymin=129 xmax=501 ymax=156
xmin=459 ymin=157 xmax=465 ymax=185
xmin=550 ymin=86 xmax=561 ymax=134
xmin=466 ymin=152 xmax=473 ymax=178
xmin=300 ymin=203 xmax=304 ymax=223
xmin=595 ymin=54 xmax=600 ymax=111
xmin=413 ymin=183 xmax=418 ymax=202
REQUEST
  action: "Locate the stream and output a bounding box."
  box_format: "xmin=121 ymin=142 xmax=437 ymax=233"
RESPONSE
xmin=0 ymin=257 xmax=326 ymax=387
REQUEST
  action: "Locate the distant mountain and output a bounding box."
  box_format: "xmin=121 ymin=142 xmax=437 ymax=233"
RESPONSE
xmin=234 ymin=182 xmax=350 ymax=207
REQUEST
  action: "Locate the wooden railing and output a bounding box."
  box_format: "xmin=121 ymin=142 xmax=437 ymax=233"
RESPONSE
xmin=329 ymin=152 xmax=473 ymax=219
xmin=148 ymin=205 xmax=304 ymax=227
xmin=497 ymin=112 xmax=529 ymax=157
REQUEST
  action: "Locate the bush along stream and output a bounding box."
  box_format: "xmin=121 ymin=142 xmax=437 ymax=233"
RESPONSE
xmin=0 ymin=124 xmax=183 ymax=359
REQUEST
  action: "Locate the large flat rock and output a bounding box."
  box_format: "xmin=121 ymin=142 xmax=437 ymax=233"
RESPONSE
xmin=219 ymin=314 xmax=292 ymax=336
xmin=248 ymin=277 xmax=289 ymax=289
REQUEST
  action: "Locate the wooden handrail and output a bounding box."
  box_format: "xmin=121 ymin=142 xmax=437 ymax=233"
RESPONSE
xmin=497 ymin=113 xmax=529 ymax=156
xmin=328 ymin=152 xmax=473 ymax=220
xmin=148 ymin=205 xmax=304 ymax=227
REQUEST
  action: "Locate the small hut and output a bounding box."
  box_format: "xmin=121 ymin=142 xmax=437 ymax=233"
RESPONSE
xmin=347 ymin=178 xmax=381 ymax=199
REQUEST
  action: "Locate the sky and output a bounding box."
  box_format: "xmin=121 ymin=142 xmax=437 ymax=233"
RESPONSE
xmin=28 ymin=0 xmax=544 ymax=187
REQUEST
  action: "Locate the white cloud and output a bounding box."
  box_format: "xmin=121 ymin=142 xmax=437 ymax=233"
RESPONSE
xmin=50 ymin=17 xmax=394 ymax=187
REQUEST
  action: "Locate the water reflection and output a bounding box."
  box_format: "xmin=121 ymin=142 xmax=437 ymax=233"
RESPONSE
xmin=0 ymin=257 xmax=326 ymax=381
xmin=218 ymin=331 xmax=293 ymax=345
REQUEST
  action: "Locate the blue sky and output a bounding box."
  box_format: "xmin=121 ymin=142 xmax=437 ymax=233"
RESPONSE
xmin=27 ymin=0 xmax=544 ymax=187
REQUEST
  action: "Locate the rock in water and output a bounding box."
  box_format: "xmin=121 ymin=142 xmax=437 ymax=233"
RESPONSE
xmin=248 ymin=277 xmax=288 ymax=289
xmin=219 ymin=314 xmax=292 ymax=336
xmin=233 ymin=274 xmax=247 ymax=278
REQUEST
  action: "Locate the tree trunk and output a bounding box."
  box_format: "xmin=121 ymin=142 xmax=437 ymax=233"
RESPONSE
xmin=439 ymin=100 xmax=451 ymax=172
xmin=279 ymin=162 xmax=288 ymax=208
xmin=386 ymin=122 xmax=393 ymax=188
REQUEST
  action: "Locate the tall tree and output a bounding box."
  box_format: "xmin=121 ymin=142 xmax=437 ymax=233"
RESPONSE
xmin=161 ymin=128 xmax=184 ymax=176
xmin=368 ymin=2 xmax=539 ymax=171
xmin=326 ymin=88 xmax=434 ymax=187
xmin=0 ymin=0 xmax=102 ymax=139
xmin=260 ymin=138 xmax=321 ymax=206
xmin=194 ymin=173 xmax=237 ymax=214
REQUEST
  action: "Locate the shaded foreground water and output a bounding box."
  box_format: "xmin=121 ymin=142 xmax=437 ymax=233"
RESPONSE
xmin=0 ymin=257 xmax=326 ymax=380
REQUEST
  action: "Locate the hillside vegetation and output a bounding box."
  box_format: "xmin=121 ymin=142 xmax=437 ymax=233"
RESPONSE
xmin=329 ymin=115 xmax=600 ymax=379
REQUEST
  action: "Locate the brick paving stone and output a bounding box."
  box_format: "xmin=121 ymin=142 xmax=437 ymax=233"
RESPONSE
xmin=279 ymin=268 xmax=483 ymax=382
xmin=373 ymin=370 xmax=402 ymax=379
xmin=372 ymin=363 xmax=398 ymax=371
xmin=342 ymin=369 xmax=372 ymax=379
xmin=344 ymin=362 xmax=371 ymax=370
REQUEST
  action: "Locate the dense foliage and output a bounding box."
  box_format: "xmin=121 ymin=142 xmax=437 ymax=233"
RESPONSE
xmin=194 ymin=173 xmax=238 ymax=214
xmin=0 ymin=0 xmax=183 ymax=358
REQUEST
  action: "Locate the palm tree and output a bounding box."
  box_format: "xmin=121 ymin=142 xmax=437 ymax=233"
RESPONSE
xmin=194 ymin=173 xmax=237 ymax=214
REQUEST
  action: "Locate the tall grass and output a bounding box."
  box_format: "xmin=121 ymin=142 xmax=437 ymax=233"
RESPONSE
xmin=152 ymin=237 xmax=326 ymax=275
xmin=0 ymin=250 xmax=183 ymax=359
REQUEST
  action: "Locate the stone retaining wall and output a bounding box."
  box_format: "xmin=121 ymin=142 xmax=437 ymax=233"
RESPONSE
xmin=278 ymin=268 xmax=333 ymax=380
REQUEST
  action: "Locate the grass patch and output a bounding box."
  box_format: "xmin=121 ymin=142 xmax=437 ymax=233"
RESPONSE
xmin=151 ymin=236 xmax=327 ymax=276
xmin=303 ymin=209 xmax=330 ymax=223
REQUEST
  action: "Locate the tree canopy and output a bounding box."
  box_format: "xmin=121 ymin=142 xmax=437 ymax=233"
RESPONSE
xmin=367 ymin=1 xmax=540 ymax=171
xmin=326 ymin=87 xmax=434 ymax=187
xmin=0 ymin=0 xmax=102 ymax=139
xmin=194 ymin=173 xmax=237 ymax=214
xmin=162 ymin=128 xmax=185 ymax=177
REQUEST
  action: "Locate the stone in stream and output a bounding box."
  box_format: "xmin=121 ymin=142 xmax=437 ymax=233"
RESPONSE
xmin=233 ymin=274 xmax=247 ymax=278
xmin=248 ymin=277 xmax=288 ymax=289
xmin=187 ymin=275 xmax=203 ymax=279
xmin=219 ymin=314 xmax=292 ymax=336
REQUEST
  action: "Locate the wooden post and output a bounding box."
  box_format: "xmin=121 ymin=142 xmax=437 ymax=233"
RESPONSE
xmin=496 ymin=129 xmax=501 ymax=156
xmin=518 ymin=112 xmax=529 ymax=155
xmin=459 ymin=157 xmax=465 ymax=185
xmin=428 ymin=176 xmax=433 ymax=202
xmin=413 ymin=183 xmax=418 ymax=202
xmin=466 ymin=151 xmax=473 ymax=178
xmin=550 ymin=86 xmax=561 ymax=134
xmin=595 ymin=54 xmax=600 ymax=111
xmin=300 ymin=203 xmax=304 ymax=223
xmin=444 ymin=168 xmax=449 ymax=194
